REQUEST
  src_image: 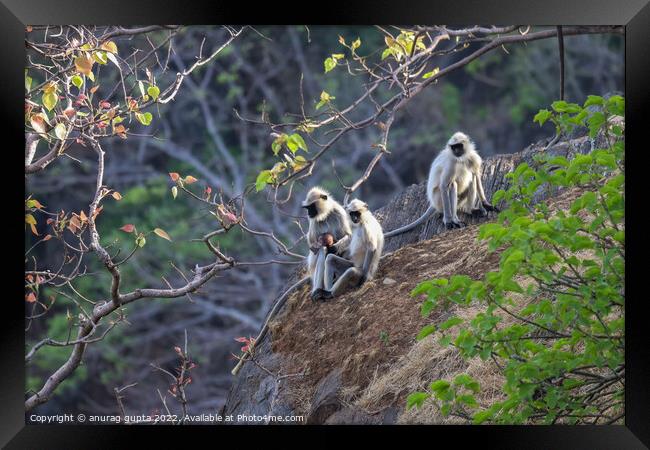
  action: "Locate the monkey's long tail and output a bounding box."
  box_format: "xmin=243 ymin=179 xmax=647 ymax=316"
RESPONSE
xmin=231 ymin=276 xmax=310 ymax=376
xmin=384 ymin=205 xmax=435 ymax=238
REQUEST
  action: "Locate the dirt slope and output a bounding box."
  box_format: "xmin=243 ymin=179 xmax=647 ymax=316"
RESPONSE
xmin=268 ymin=220 xmax=501 ymax=421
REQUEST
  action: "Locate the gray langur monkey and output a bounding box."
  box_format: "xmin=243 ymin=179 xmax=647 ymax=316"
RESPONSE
xmin=321 ymin=199 xmax=384 ymax=299
xmin=384 ymin=131 xmax=497 ymax=237
xmin=302 ymin=187 xmax=352 ymax=301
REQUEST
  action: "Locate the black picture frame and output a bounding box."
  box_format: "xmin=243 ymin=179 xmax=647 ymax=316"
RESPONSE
xmin=4 ymin=1 xmax=648 ymax=447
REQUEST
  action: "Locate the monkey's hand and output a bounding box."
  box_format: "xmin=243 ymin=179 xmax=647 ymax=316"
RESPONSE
xmin=482 ymin=201 xmax=500 ymax=213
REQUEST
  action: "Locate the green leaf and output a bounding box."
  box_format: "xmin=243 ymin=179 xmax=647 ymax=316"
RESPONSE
xmin=288 ymin=133 xmax=308 ymax=152
xmin=147 ymin=85 xmax=160 ymax=101
xmin=458 ymin=394 xmax=479 ymax=408
xmin=422 ymin=67 xmax=440 ymax=79
xmin=324 ymin=57 xmax=336 ymax=73
xmin=351 ymin=38 xmax=361 ymax=50
xmin=92 ymin=50 xmax=108 ymax=65
xmin=256 ymin=170 xmax=272 ymax=192
xmin=533 ymin=109 xmax=552 ymax=126
xmin=71 ymin=75 xmax=83 ymax=90
xmin=429 ymin=380 xmax=451 ymax=393
xmin=25 ymin=70 xmax=32 ymax=92
xmin=584 ymin=95 xmax=604 ymax=107
xmin=416 ymin=324 xmax=437 ymax=341
xmin=135 ymin=112 xmax=153 ymax=126
xmin=286 ymin=138 xmax=298 ymax=153
xmin=406 ymin=392 xmax=429 ymax=409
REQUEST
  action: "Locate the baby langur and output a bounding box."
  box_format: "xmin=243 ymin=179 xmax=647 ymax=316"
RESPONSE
xmin=321 ymin=199 xmax=384 ymax=299
xmin=303 ymin=187 xmax=352 ymax=301
xmin=384 ymin=131 xmax=497 ymax=237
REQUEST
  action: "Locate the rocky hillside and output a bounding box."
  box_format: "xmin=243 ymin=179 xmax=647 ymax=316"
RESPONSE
xmin=221 ymin=130 xmax=602 ymax=424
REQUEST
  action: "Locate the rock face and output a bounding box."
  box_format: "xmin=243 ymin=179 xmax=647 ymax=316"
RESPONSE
xmin=222 ymin=130 xmax=600 ymax=424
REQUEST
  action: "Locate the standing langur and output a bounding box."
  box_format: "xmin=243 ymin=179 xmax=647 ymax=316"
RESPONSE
xmin=384 ymin=131 xmax=497 ymax=237
xmin=302 ymin=187 xmax=352 ymax=301
xmin=322 ymin=199 xmax=384 ymax=299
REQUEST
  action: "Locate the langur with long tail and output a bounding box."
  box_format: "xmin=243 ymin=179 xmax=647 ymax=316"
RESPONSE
xmin=321 ymin=199 xmax=384 ymax=299
xmin=302 ymin=187 xmax=352 ymax=301
xmin=384 ymin=131 xmax=497 ymax=238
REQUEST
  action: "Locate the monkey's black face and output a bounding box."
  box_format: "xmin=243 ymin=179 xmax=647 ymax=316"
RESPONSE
xmin=349 ymin=211 xmax=361 ymax=224
xmin=304 ymin=202 xmax=319 ymax=218
xmin=450 ymin=142 xmax=465 ymax=157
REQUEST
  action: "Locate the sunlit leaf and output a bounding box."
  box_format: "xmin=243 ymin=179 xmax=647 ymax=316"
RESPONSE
xmin=42 ymin=91 xmax=57 ymax=112
xmin=100 ymin=41 xmax=118 ymax=54
xmin=147 ymin=85 xmax=160 ymax=101
xmin=153 ymin=228 xmax=172 ymax=242
xmin=135 ymin=111 xmax=152 ymax=126
xmin=54 ymin=123 xmax=67 ymax=140
xmin=92 ymin=50 xmax=108 ymax=65
xmin=324 ymin=57 xmax=336 ymax=73
xmin=74 ymin=53 xmax=94 ymax=77
xmin=422 ymin=67 xmax=440 ymax=79
xmin=71 ymin=75 xmax=83 ymax=89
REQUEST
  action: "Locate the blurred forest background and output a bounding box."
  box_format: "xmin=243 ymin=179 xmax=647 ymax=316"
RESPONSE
xmin=25 ymin=25 xmax=623 ymax=416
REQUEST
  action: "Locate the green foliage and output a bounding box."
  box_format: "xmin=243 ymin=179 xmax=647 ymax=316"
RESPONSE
xmin=381 ymin=30 xmax=426 ymax=62
xmin=409 ymin=95 xmax=624 ymax=424
xmin=255 ymin=132 xmax=310 ymax=192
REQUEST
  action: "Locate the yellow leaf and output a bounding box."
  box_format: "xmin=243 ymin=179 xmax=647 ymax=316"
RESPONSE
xmin=25 ymin=214 xmax=37 ymax=225
xmin=74 ymin=53 xmax=95 ymax=76
xmin=111 ymin=192 xmax=123 ymax=200
xmin=100 ymin=41 xmax=118 ymax=54
xmin=153 ymin=228 xmax=172 ymax=242
xmin=184 ymin=175 xmax=198 ymax=184
xmin=54 ymin=123 xmax=67 ymax=140
xmin=41 ymin=81 xmax=57 ymax=95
